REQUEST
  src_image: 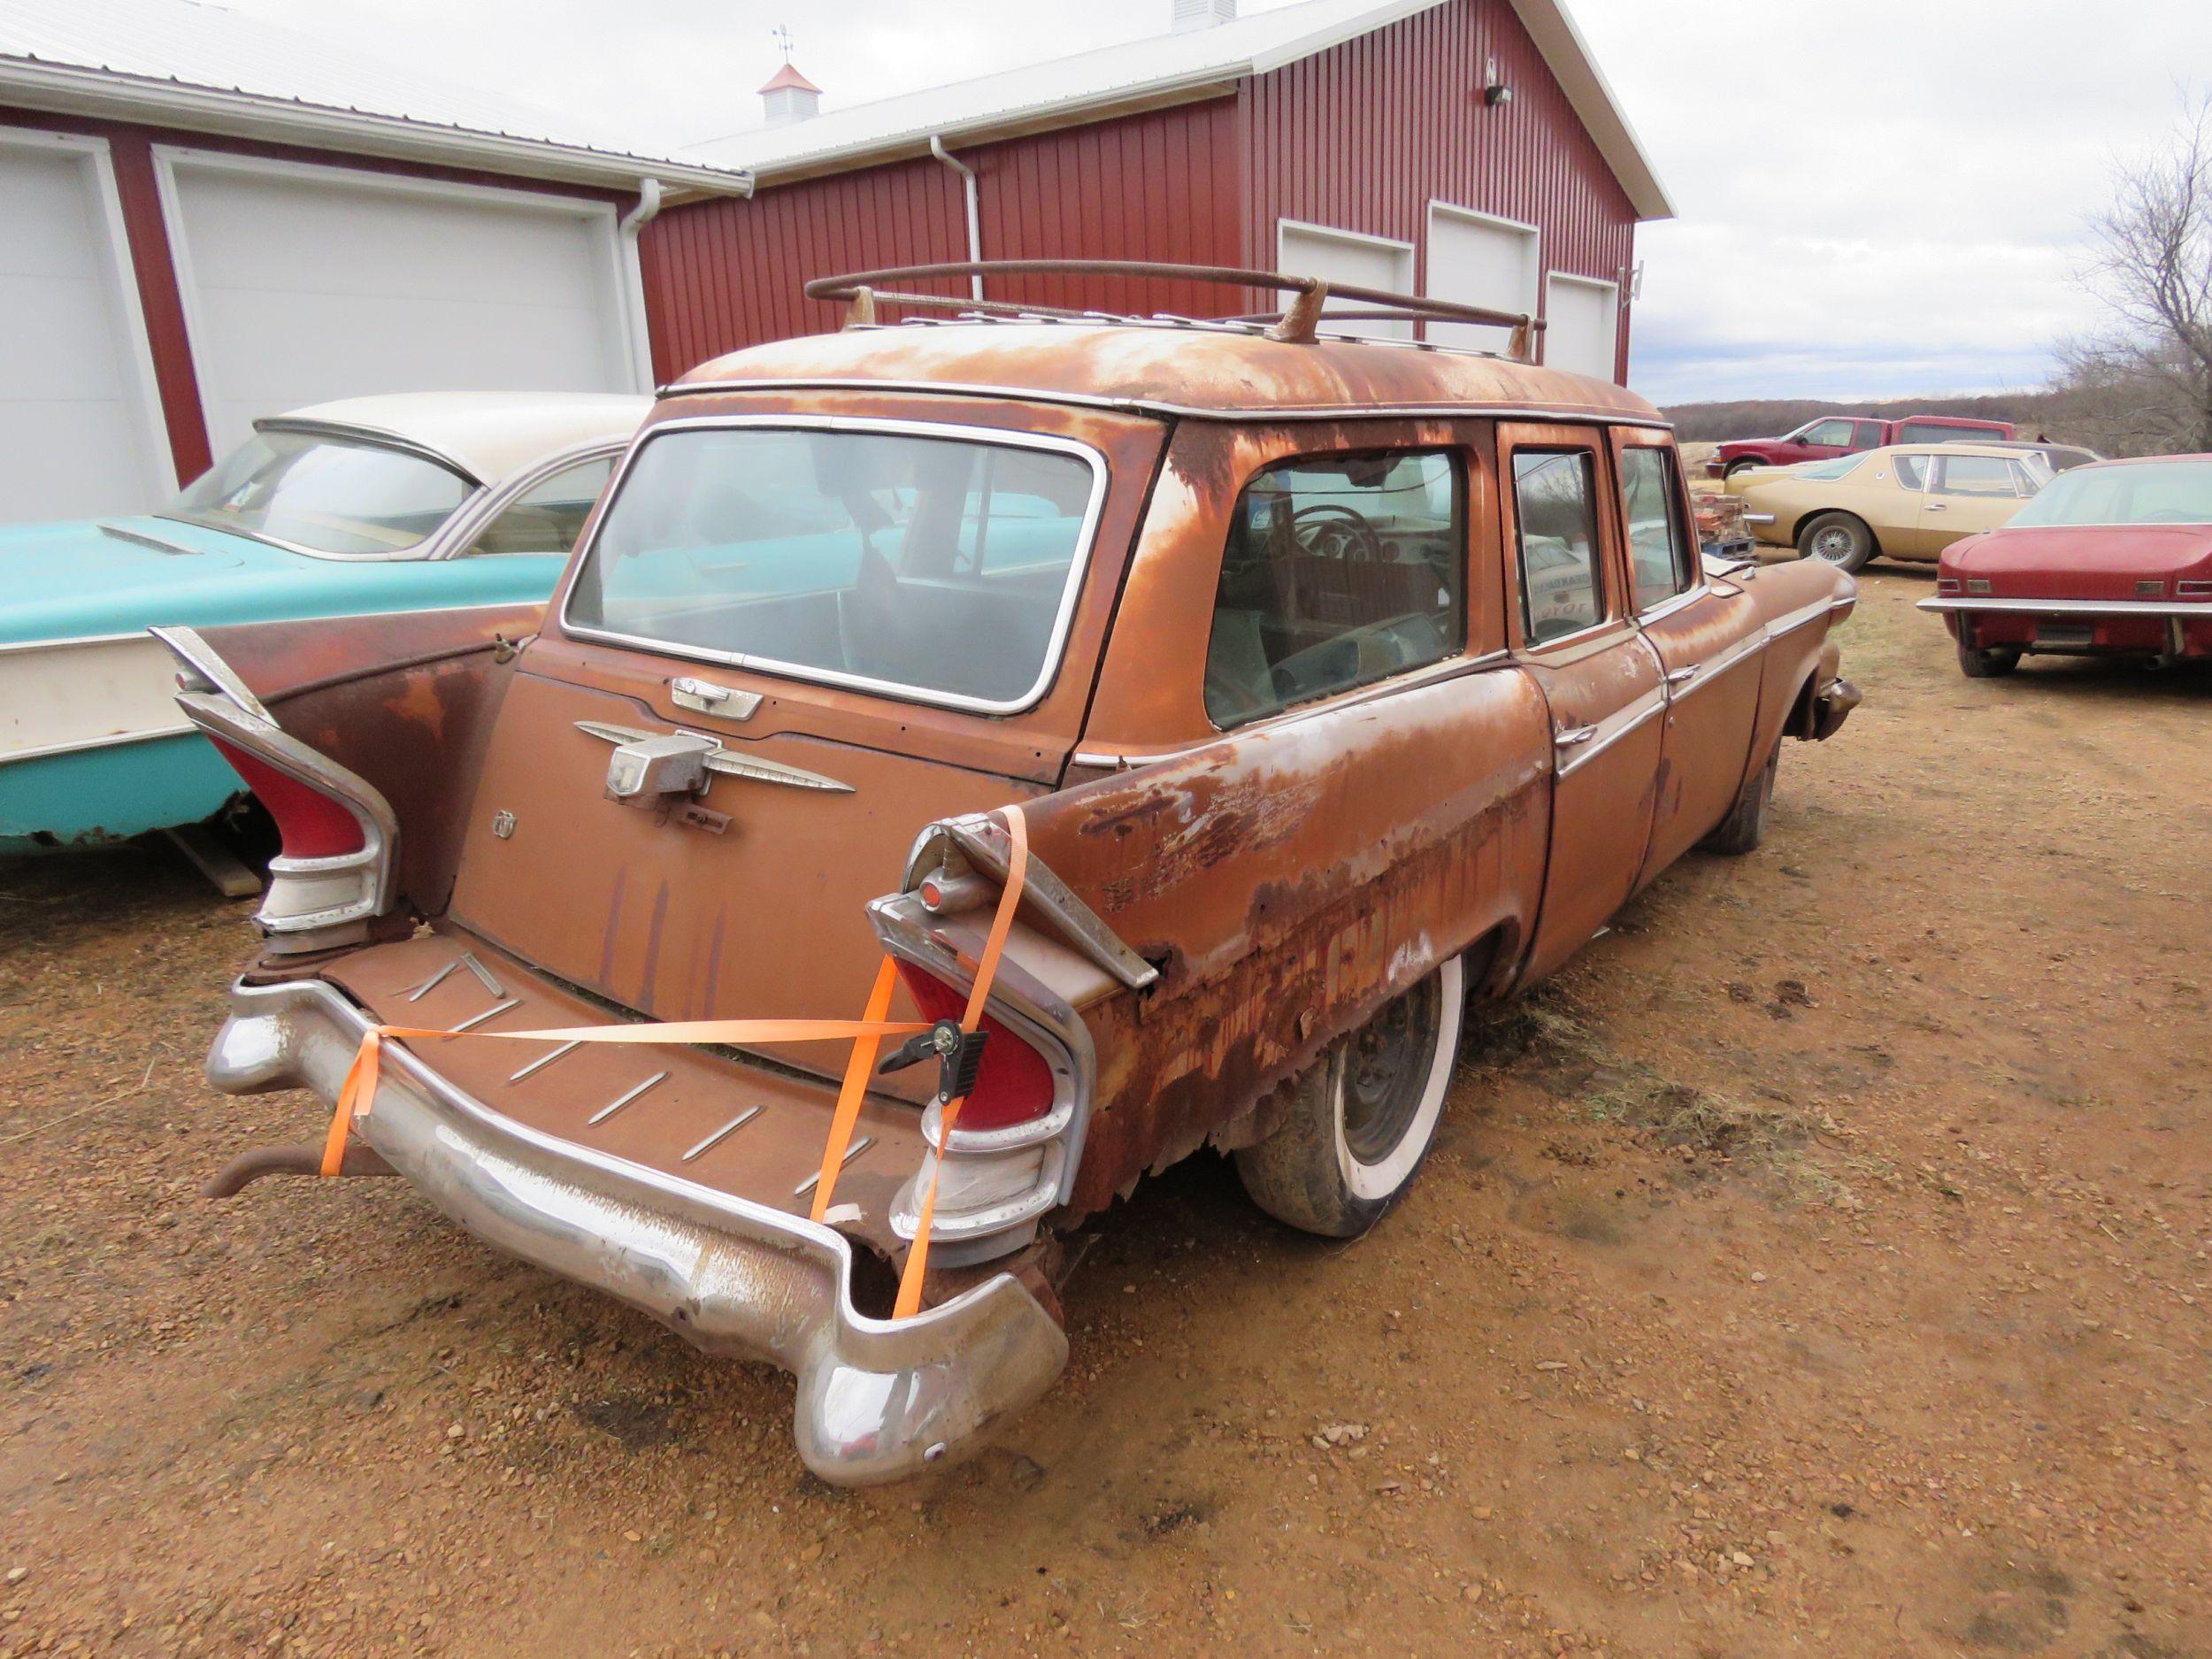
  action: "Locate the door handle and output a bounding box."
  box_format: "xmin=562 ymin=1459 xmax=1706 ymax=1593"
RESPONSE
xmin=1665 ymin=666 xmax=1698 ymax=686
xmin=1924 ymin=503 xmax=1947 ymax=512
xmin=1555 ymin=724 xmax=1599 ymax=747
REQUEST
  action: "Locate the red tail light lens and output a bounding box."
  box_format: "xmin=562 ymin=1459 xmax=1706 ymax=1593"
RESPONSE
xmin=209 ymin=737 xmax=365 ymax=858
xmin=892 ymin=961 xmax=1055 ymax=1130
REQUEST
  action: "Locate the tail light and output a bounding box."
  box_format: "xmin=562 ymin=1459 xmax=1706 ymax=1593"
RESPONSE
xmin=2179 ymin=580 xmax=2212 ymax=599
xmin=892 ymin=961 xmax=1054 ymax=1130
xmin=1937 ymin=578 xmax=1961 ymax=595
xmin=209 ymin=738 xmax=365 ymax=858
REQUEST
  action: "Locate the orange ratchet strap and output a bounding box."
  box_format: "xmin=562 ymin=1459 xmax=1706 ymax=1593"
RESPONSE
xmin=319 ymin=803 xmax=1033 ymax=1322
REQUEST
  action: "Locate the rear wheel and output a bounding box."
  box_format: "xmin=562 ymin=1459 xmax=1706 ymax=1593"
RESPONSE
xmin=1235 ymin=955 xmax=1465 ymax=1238
xmin=1957 ymin=641 xmax=2021 ymax=679
xmin=1797 ymin=511 xmax=1876 ymax=573
xmin=1701 ymin=739 xmax=1778 ymax=856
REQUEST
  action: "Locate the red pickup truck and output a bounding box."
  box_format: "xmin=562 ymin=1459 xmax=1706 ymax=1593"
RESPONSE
xmin=1706 ymin=413 xmax=2016 ymax=479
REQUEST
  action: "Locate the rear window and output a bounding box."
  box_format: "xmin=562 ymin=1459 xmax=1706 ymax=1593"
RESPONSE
xmin=564 ymin=423 xmax=1103 ymax=711
xmin=2007 ymin=459 xmax=2212 ymax=527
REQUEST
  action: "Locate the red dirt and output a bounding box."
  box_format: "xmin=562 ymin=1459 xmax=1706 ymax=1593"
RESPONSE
xmin=2 ymin=568 xmax=2206 ymax=1657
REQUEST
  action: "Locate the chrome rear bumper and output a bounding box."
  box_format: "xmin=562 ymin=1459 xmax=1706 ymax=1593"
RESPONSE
xmin=206 ymin=977 xmax=1068 ymax=1486
xmin=1916 ymin=595 xmax=2212 ymax=617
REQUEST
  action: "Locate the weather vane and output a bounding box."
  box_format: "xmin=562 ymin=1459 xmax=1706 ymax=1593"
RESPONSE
xmin=771 ymin=23 xmax=794 ymax=63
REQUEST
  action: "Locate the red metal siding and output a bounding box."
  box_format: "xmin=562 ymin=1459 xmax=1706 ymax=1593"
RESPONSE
xmin=638 ymin=98 xmax=1242 ymax=378
xmin=1240 ymin=0 xmax=1637 ymax=376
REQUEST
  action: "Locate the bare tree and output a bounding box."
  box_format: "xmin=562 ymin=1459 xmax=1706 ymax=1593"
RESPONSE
xmin=2056 ymin=95 xmax=2212 ymax=455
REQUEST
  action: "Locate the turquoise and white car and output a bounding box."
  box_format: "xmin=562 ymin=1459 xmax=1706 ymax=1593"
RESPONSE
xmin=0 ymin=391 xmax=648 ymax=852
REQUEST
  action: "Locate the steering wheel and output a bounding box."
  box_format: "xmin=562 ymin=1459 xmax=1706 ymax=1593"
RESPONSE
xmin=1289 ymin=502 xmax=1387 ymax=563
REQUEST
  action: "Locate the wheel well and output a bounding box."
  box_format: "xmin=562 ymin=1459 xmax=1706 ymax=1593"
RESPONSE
xmin=1792 ymin=508 xmax=1879 ymax=554
xmin=1460 ymin=922 xmax=1517 ymax=1003
xmin=1785 ymin=667 xmax=1823 ymax=738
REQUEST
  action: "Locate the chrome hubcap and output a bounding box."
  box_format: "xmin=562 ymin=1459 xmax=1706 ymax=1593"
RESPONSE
xmin=1812 ymin=527 xmax=1855 ymax=562
xmin=1342 ymin=975 xmax=1442 ymax=1163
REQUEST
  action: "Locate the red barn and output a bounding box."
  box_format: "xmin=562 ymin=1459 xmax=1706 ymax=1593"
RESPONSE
xmin=649 ymin=0 xmax=1672 ymax=383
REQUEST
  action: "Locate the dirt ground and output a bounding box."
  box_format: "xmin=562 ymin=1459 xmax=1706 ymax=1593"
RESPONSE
xmin=3 ymin=565 xmax=2208 ymax=1659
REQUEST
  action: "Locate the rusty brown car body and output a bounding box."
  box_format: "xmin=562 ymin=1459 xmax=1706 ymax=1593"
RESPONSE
xmin=170 ymin=271 xmax=1858 ymax=1483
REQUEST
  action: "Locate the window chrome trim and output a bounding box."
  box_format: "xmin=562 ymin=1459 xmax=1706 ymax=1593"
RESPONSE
xmin=427 ymin=438 xmax=629 ymax=562
xmin=1634 ymin=580 xmax=1711 ymax=625
xmin=556 ymin=413 xmax=1111 ymax=718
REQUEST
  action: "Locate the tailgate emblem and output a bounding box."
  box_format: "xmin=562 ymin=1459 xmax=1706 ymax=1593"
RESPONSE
xmin=575 ymin=721 xmax=855 ymax=795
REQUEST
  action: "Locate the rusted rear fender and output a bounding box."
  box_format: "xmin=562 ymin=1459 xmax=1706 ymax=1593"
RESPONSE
xmin=158 ymin=604 xmax=539 ymax=918
xmin=1016 ymin=665 xmax=1553 ymax=1215
xmin=1740 ymin=565 xmax=1855 ymax=761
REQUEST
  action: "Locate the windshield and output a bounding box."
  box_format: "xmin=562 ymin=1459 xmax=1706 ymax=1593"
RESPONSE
xmin=165 ymin=428 xmax=472 ymax=556
xmin=565 ymin=423 xmax=1103 ymax=710
xmin=2004 ymin=460 xmax=2212 ymax=528
xmin=1793 ymin=454 xmax=1867 ymax=480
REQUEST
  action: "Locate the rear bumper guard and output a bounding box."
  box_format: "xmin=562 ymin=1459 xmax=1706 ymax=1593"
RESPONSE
xmin=205 ymin=976 xmax=1068 ymax=1486
xmin=1809 ymin=676 xmax=1861 ymax=741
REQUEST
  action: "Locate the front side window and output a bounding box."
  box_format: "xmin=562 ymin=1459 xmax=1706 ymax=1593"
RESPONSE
xmin=462 ymin=456 xmax=615 ymax=557
xmin=165 ymin=428 xmax=472 ymax=557
xmin=565 ymin=424 xmax=1102 ymax=710
xmin=1512 ymin=449 xmax=1605 ymax=644
xmin=1932 ymin=455 xmax=2023 ymax=498
xmin=1202 ymin=449 xmax=1464 ymax=726
xmin=1619 ymin=445 xmax=1694 ymax=610
xmin=1801 ymin=419 xmax=1856 ymax=447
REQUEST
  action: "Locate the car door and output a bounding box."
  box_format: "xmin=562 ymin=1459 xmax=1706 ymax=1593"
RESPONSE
xmin=1916 ymin=453 xmax=2031 ymax=557
xmin=1501 ymin=423 xmax=1666 ymax=983
xmin=1610 ymin=428 xmax=1765 ymax=888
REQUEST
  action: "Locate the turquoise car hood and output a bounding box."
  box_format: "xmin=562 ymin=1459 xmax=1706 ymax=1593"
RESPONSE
xmin=1 ymin=515 xmax=460 ymax=647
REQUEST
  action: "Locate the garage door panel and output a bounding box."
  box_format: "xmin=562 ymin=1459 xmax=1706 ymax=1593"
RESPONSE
xmin=1425 ymin=208 xmax=1537 ymax=354
xmin=1278 ymin=222 xmax=1415 ymax=342
xmin=1544 ymin=275 xmax=1620 ymax=381
xmin=163 ymin=157 xmax=633 ymax=457
xmin=0 ymin=140 xmax=166 ymax=525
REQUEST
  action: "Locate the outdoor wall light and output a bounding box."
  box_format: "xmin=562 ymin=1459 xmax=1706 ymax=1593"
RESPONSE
xmin=1483 ymin=56 xmax=1512 ymax=105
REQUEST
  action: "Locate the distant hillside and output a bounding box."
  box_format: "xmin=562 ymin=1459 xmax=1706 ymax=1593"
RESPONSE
xmin=1662 ymin=393 xmax=2070 ymax=443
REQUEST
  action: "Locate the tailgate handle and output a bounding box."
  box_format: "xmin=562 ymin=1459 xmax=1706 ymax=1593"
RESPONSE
xmin=672 ymin=676 xmax=763 ymax=719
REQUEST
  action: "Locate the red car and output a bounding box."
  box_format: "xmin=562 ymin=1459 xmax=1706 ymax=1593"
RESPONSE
xmin=1706 ymin=413 xmax=2016 ymax=480
xmin=1920 ymin=454 xmax=2212 ymax=677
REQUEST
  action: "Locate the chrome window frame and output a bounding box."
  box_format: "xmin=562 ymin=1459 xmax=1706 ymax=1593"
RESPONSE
xmin=430 ymin=439 xmax=629 ymax=562
xmin=556 ymin=413 xmax=1111 ymax=718
xmin=1507 ymin=445 xmax=1612 ymax=648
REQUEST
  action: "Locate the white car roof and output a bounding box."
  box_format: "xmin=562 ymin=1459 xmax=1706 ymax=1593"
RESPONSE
xmin=261 ymin=391 xmax=652 ymax=484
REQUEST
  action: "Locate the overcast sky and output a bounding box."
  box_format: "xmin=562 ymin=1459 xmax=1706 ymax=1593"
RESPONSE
xmin=232 ymin=0 xmax=2212 ymax=405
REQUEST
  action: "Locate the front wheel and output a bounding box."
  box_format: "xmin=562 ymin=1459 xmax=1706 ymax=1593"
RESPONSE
xmin=1957 ymin=641 xmax=2021 ymax=679
xmin=1724 ymin=458 xmax=1762 ymax=480
xmin=1797 ymin=511 xmax=1877 ymax=572
xmin=1234 ymin=956 xmax=1465 ymax=1238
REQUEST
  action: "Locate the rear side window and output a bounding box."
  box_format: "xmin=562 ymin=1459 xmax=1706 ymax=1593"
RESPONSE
xmin=1899 ymin=420 xmax=1998 ymax=443
xmin=1619 ymin=446 xmax=1694 ymax=610
xmin=1512 ymin=450 xmax=1605 ymax=643
xmin=1850 ymin=420 xmax=1885 ymax=450
xmin=1202 ymin=449 xmax=1464 ymax=726
xmin=1892 ymin=454 xmax=1929 ymax=489
xmin=1933 ymin=455 xmax=2022 ymax=497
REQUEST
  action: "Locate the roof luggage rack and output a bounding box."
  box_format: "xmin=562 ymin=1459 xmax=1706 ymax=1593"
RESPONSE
xmin=803 ymin=259 xmax=1542 ymax=360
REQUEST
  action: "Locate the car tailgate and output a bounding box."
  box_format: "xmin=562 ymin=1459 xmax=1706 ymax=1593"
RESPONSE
xmin=317 ymin=925 xmax=922 ymax=1253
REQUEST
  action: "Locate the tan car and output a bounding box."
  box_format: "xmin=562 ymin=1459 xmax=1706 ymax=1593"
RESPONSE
xmin=1727 ymin=443 xmax=2047 ymax=572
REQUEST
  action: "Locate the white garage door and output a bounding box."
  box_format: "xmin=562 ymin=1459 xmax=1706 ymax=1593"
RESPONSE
xmin=1425 ymin=204 xmax=1538 ymax=355
xmin=1277 ymin=220 xmax=1416 ymax=341
xmin=0 ymin=133 xmax=168 ymax=524
xmin=1544 ymin=273 xmax=1622 ymax=381
xmin=158 ymin=151 xmax=640 ymax=458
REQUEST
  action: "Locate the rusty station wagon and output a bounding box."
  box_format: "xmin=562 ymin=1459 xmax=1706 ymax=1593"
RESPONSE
xmin=164 ymin=262 xmax=1860 ymax=1484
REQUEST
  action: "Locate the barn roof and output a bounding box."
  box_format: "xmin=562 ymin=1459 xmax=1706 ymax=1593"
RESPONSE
xmin=671 ymin=317 xmax=1664 ymax=423
xmin=687 ymin=0 xmax=1672 ymax=219
xmin=0 ymin=0 xmax=754 ymax=196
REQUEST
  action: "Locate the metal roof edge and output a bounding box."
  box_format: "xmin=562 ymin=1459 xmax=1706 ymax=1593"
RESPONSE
xmin=1503 ymin=0 xmax=1675 ymax=221
xmin=0 ymin=57 xmax=756 ymax=196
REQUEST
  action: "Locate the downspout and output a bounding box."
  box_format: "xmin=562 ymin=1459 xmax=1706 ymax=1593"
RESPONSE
xmin=617 ymin=178 xmax=665 ymax=391
xmin=928 ymin=135 xmax=985 ymax=303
